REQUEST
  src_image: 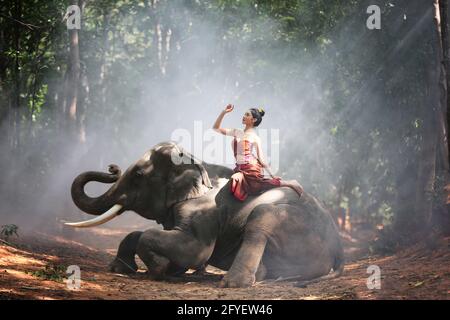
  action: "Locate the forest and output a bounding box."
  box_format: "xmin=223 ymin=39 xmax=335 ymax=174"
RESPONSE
xmin=0 ymin=0 xmax=449 ymax=300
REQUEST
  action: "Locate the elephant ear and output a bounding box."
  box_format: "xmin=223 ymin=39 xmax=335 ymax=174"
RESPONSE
xmin=166 ymin=161 xmax=213 ymax=208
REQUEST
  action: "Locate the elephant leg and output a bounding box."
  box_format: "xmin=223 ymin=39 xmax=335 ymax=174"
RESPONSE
xmin=255 ymin=261 xmax=267 ymax=282
xmin=219 ymin=204 xmax=283 ymax=288
xmin=136 ymin=228 xmax=214 ymax=280
xmin=136 ymin=248 xmax=171 ymax=280
xmin=109 ymin=231 xmax=142 ymax=274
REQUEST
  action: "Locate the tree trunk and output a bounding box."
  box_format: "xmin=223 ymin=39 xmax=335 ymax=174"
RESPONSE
xmin=437 ymin=0 xmax=450 ymax=234
xmin=10 ymin=0 xmax=22 ymax=153
xmin=0 ymin=5 xmax=7 ymax=122
xmin=61 ymin=1 xmax=85 ymax=236
xmin=7 ymin=0 xmax=23 ymax=209
xmin=435 ymin=0 xmax=450 ymax=174
xmin=67 ymin=4 xmax=81 ymax=143
xmin=96 ymin=9 xmax=111 ymax=169
xmin=440 ymin=0 xmax=450 ymax=162
xmin=412 ymin=1 xmax=442 ymax=237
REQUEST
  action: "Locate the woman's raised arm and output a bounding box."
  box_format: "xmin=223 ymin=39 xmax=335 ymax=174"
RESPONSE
xmin=213 ymin=104 xmax=234 ymax=135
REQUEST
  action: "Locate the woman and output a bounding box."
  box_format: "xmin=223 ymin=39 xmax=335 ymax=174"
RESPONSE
xmin=213 ymin=104 xmax=304 ymax=201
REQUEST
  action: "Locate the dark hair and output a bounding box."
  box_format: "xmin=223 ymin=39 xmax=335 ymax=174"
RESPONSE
xmin=250 ymin=107 xmax=265 ymax=127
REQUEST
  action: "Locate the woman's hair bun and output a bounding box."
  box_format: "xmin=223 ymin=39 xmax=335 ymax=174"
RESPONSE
xmin=258 ymin=107 xmax=265 ymax=117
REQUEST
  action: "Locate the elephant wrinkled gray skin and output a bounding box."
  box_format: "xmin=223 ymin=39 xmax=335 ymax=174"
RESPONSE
xmin=68 ymin=141 xmax=344 ymax=288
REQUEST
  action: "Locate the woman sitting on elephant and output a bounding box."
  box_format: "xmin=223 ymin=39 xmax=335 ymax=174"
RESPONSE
xmin=213 ymin=104 xmax=304 ymax=201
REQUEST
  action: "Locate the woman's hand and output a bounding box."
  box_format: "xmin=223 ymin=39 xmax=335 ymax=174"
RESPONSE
xmin=224 ymin=104 xmax=234 ymax=113
xmin=214 ymin=104 xmax=233 ymax=134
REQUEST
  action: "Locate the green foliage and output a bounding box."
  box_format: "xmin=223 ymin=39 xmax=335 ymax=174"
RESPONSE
xmin=27 ymin=264 xmax=67 ymax=282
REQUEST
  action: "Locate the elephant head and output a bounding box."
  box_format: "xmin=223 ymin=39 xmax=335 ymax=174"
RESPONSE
xmin=66 ymin=142 xmax=213 ymax=228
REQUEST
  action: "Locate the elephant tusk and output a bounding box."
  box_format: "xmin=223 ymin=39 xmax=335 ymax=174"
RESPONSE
xmin=64 ymin=204 xmax=123 ymax=228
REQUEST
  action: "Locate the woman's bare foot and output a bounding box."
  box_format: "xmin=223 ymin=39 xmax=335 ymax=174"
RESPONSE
xmin=287 ymin=180 xmax=303 ymax=198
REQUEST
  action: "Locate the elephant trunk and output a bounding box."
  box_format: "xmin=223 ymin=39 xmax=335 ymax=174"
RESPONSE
xmin=71 ymin=165 xmax=122 ymax=215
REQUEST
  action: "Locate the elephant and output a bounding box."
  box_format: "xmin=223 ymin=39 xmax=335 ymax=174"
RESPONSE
xmin=66 ymin=141 xmax=344 ymax=288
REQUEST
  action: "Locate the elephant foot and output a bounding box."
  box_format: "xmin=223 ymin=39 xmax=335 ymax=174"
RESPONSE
xmin=145 ymin=270 xmax=166 ymax=281
xmin=166 ymin=263 xmax=188 ymax=277
xmin=192 ymin=264 xmax=208 ymax=276
xmin=108 ymin=257 xmax=138 ymax=274
xmin=218 ymin=271 xmax=255 ymax=288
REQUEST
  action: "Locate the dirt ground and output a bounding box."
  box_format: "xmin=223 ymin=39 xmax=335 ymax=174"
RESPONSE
xmin=0 ymin=222 xmax=449 ymax=300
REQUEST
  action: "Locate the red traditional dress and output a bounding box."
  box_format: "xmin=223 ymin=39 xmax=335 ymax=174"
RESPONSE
xmin=228 ymin=129 xmax=281 ymax=201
